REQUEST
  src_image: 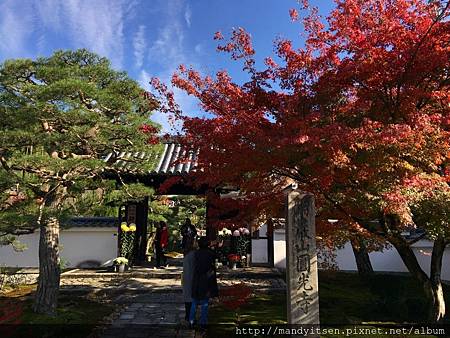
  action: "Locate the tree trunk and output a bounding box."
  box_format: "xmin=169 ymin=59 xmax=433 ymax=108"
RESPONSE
xmin=351 ymin=238 xmax=374 ymax=277
xmin=388 ymin=232 xmax=446 ymax=323
xmin=33 ymin=216 xmax=61 ymax=315
xmin=429 ymin=236 xmax=446 ymax=322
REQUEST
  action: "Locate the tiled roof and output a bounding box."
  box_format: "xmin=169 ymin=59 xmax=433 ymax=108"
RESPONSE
xmin=64 ymin=217 xmax=119 ymax=228
xmin=104 ymin=142 xmax=198 ymax=175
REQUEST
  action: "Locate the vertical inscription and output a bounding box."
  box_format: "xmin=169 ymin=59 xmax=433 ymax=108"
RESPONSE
xmin=293 ymin=197 xmax=312 ymax=314
xmin=127 ymin=204 xmax=137 ymax=223
xmin=286 ymin=190 xmax=319 ymax=326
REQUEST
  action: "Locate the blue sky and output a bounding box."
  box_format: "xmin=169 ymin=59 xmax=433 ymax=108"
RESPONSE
xmin=0 ymin=0 xmax=335 ymax=132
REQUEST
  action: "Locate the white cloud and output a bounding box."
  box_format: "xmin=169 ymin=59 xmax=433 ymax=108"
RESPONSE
xmin=149 ymin=0 xmax=198 ymax=68
xmin=35 ymin=0 xmax=63 ymax=31
xmin=149 ymin=25 xmax=185 ymax=66
xmin=0 ymin=0 xmax=133 ymax=68
xmin=138 ymin=69 xmax=152 ymax=91
xmin=145 ymin=0 xmax=201 ymax=134
xmin=61 ymin=0 xmax=128 ymax=68
xmin=0 ymin=1 xmax=34 ymax=58
xmin=133 ymin=25 xmax=146 ymax=68
xmin=149 ymin=9 xmax=185 ymax=67
xmin=184 ymin=3 xmax=192 ymax=28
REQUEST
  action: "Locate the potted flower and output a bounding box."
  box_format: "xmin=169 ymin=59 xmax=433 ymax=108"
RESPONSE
xmin=218 ymin=227 xmax=232 ymax=236
xmin=217 ymin=227 xmax=232 ymax=265
xmin=119 ymin=222 xmax=137 ymax=265
xmin=227 ymin=254 xmax=241 ymax=270
xmin=236 ymin=229 xmax=251 ymax=267
xmin=113 ymin=257 xmax=129 ymax=273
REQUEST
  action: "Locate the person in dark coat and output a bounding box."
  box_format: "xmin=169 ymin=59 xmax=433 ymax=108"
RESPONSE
xmin=154 ymin=221 xmax=169 ymax=268
xmin=189 ymin=237 xmax=218 ymax=328
xmin=182 ymin=239 xmax=196 ymax=322
xmin=181 ymin=218 xmax=197 ymax=253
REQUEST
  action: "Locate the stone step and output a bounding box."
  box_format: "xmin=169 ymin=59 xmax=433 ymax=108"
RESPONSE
xmin=59 ymin=286 xmax=183 ymax=296
xmin=60 ymin=269 xmax=282 ymax=280
xmin=61 ymin=271 xmax=182 ymax=279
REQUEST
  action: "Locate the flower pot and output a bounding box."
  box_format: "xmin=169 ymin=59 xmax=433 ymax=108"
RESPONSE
xmin=118 ymin=264 xmax=126 ymax=273
xmin=231 ymin=262 xmax=237 ymax=270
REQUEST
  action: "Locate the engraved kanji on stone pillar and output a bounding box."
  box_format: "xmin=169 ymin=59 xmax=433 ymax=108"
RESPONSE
xmin=286 ymin=187 xmax=320 ymax=326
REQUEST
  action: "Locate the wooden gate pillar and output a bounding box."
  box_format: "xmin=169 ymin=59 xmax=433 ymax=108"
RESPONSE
xmin=205 ymin=191 xmax=218 ymax=242
xmin=121 ymin=198 xmax=149 ymax=265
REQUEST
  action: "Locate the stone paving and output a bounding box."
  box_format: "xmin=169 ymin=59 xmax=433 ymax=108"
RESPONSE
xmin=91 ymin=265 xmax=286 ymax=338
xmin=6 ymin=265 xmax=286 ymax=337
xmin=100 ymin=293 xmax=194 ymax=338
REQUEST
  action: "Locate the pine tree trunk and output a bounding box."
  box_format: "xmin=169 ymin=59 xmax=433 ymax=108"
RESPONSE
xmin=351 ymin=238 xmax=374 ymax=276
xmin=33 ymin=216 xmax=61 ymax=315
xmin=389 ymin=233 xmax=446 ymax=323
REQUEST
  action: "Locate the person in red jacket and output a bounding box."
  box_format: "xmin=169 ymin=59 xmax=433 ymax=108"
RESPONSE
xmin=155 ymin=221 xmax=169 ymax=268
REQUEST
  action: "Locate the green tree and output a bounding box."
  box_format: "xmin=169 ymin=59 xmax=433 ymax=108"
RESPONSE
xmin=149 ymin=195 xmax=206 ymax=251
xmin=0 ymin=49 xmax=161 ymax=315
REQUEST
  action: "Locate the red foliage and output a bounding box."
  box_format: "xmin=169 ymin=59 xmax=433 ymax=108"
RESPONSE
xmin=157 ymin=176 xmax=183 ymax=194
xmin=151 ymin=0 xmax=450 ymax=246
xmin=289 ymin=8 xmax=299 ymax=21
xmin=139 ymin=124 xmax=159 ymax=144
xmin=219 ymin=283 xmax=252 ymax=310
xmin=227 ymin=254 xmax=241 ymax=262
xmin=0 ymin=299 xmax=23 ymax=324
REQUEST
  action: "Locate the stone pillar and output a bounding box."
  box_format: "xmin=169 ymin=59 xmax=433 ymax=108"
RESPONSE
xmin=286 ymin=188 xmax=320 ymax=325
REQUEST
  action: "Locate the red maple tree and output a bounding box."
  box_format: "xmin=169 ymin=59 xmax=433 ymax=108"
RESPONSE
xmin=152 ymin=0 xmax=449 ymax=322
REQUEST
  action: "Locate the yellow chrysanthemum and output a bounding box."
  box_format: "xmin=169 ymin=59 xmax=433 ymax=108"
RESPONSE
xmin=121 ymin=223 xmax=130 ymax=232
xmin=129 ymin=223 xmax=137 ymax=232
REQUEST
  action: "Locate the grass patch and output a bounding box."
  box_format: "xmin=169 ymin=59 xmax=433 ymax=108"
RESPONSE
xmin=319 ymin=271 xmax=450 ymax=325
xmin=0 ymin=285 xmax=115 ymax=337
xmin=209 ymin=293 xmax=286 ymax=325
xmin=208 ymin=293 xmax=286 ymax=337
xmin=20 ymin=297 xmax=115 ymax=325
xmin=208 ymin=272 xmax=449 ymax=337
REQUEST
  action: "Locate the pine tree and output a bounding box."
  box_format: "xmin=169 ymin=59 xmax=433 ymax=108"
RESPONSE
xmin=0 ymin=49 xmax=161 ymax=315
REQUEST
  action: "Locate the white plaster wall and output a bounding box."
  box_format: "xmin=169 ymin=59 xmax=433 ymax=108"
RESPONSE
xmin=0 ymin=227 xmax=117 ymax=268
xmin=334 ymin=240 xmax=450 ymax=280
xmin=59 ymin=228 xmax=117 ymax=267
xmin=251 ymin=239 xmax=268 ymax=263
xmin=0 ymin=232 xmax=40 ymax=267
xmin=333 ymin=242 xmax=404 ymax=271
xmin=274 ymin=229 xmax=286 ymax=269
xmin=251 ymin=223 xmax=269 ymax=263
xmin=259 ymin=230 xmax=450 ymax=280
